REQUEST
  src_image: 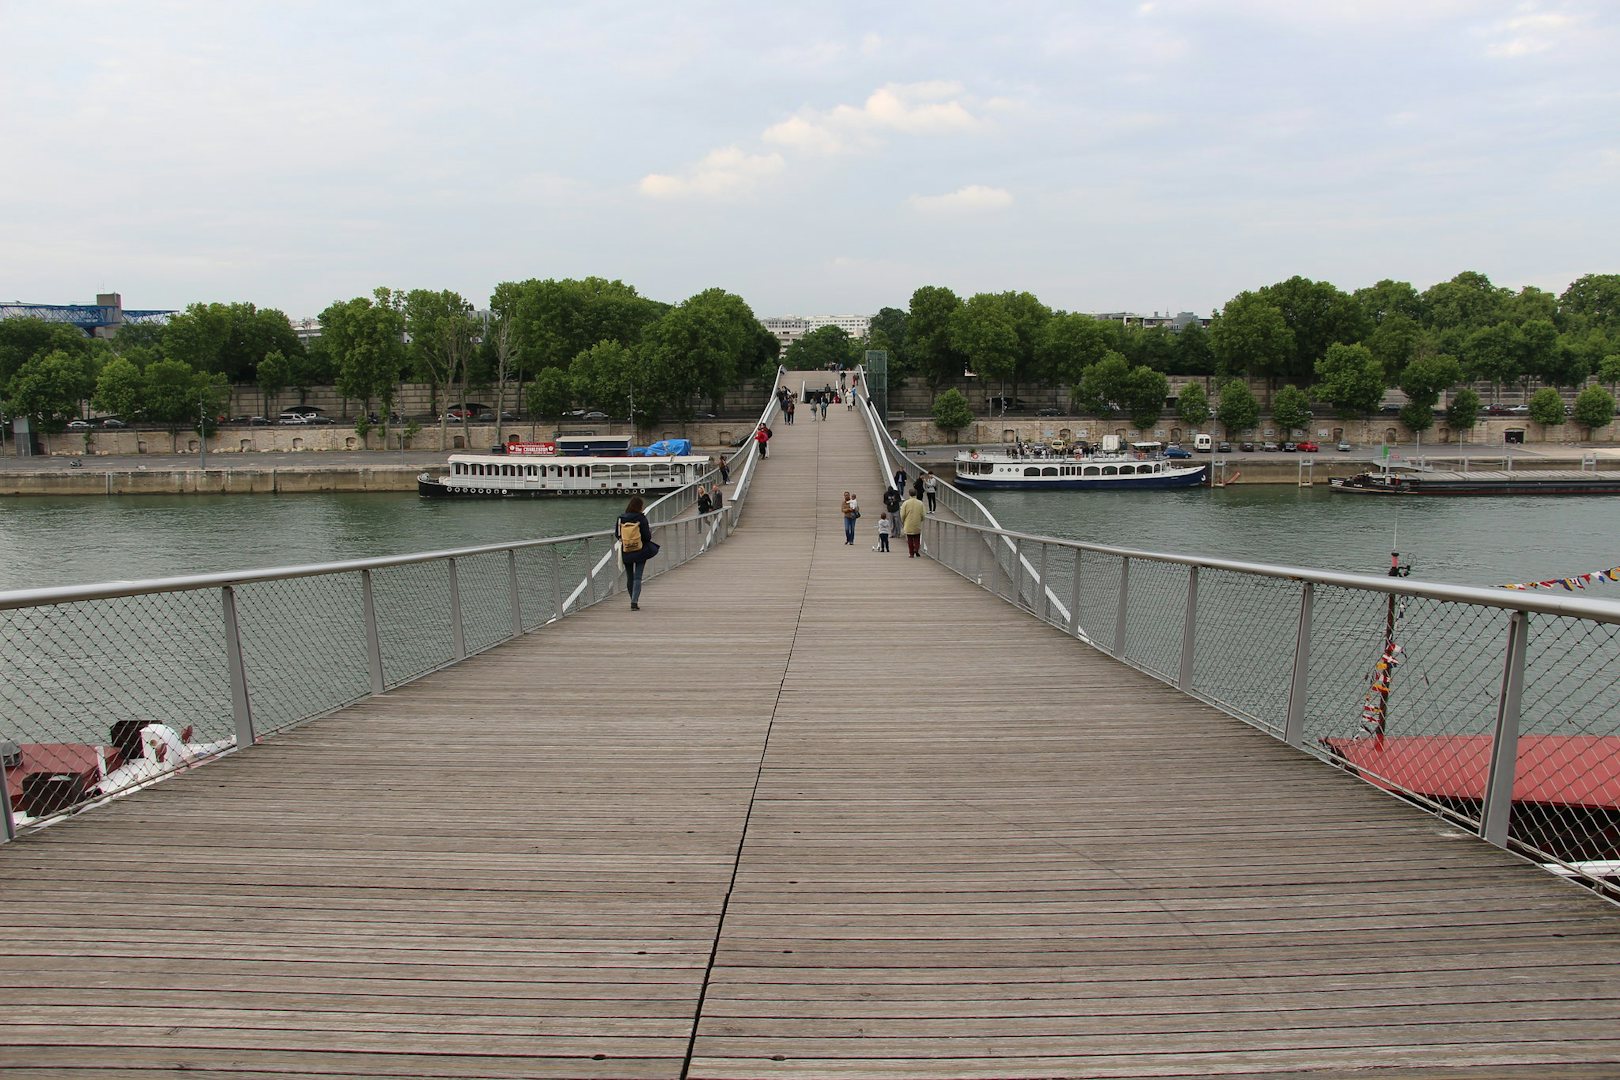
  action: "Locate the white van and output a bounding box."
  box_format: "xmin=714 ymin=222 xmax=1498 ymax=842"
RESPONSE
xmin=1193 ymin=433 xmax=1213 ymax=453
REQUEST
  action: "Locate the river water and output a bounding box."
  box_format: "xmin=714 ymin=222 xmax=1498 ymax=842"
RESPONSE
xmin=0 ymin=494 xmax=617 ymax=593
xmin=3 ymin=486 xmax=1613 ymax=594
xmin=976 ymin=486 xmax=1620 ymax=589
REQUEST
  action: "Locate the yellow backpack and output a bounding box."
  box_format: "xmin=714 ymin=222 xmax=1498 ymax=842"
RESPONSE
xmin=619 ymin=519 xmax=643 ymax=553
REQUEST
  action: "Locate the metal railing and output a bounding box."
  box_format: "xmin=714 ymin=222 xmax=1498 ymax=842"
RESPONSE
xmin=921 ymin=514 xmax=1620 ymax=896
xmin=0 ymin=371 xmax=784 ymax=839
xmin=853 ymin=382 xmax=1071 ymax=624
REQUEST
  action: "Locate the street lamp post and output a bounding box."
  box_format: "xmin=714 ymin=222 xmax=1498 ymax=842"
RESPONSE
xmin=198 ymin=394 xmax=207 ymax=472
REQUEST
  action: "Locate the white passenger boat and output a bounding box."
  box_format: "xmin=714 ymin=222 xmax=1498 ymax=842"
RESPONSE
xmin=417 ymin=437 xmax=713 ymax=499
xmin=953 ymin=449 xmax=1208 ymax=490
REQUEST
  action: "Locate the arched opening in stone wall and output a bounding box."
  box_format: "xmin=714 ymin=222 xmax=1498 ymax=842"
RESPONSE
xmin=452 ymin=436 xmax=465 ymax=449
xmin=345 ymin=437 xmax=357 ymax=450
xmin=239 ymin=440 xmax=252 ymax=452
xmin=292 ymin=438 xmax=304 ymax=450
xmin=187 ymin=439 xmax=199 ymax=452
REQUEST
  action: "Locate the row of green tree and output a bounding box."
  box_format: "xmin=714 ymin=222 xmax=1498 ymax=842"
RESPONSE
xmin=0 ymin=279 xmax=779 ymax=434
xmin=6 ymin=269 xmax=1619 ymax=435
xmin=786 ymin=272 xmax=1620 ymax=412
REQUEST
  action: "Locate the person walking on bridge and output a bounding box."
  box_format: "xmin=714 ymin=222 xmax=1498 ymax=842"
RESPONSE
xmin=755 ymin=423 xmax=771 ymax=458
xmin=922 ymin=471 xmax=938 ymax=513
xmin=899 ymin=488 xmax=926 ymax=558
xmin=616 ymin=495 xmax=657 ymax=610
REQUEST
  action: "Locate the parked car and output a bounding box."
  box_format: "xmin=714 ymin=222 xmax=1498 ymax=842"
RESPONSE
xmin=303 ymin=415 xmax=336 ymax=425
xmin=1507 ymin=404 xmax=1530 ymax=415
xmin=1261 ymin=441 xmax=1280 ymax=452
xmin=1217 ymin=441 xmax=1232 ymax=453
xmin=1297 ymin=440 xmax=1320 ymax=452
xmin=1282 ymin=442 xmax=1298 ymax=452
xmin=1486 ymin=403 xmax=1508 ymax=416
xmin=1336 ymin=441 xmax=1353 ymax=452
xmin=66 ymin=419 xmax=93 ymax=430
xmin=277 ymin=414 xmax=308 ymax=425
xmin=582 ymin=410 xmax=609 ymax=421
xmin=473 ymin=410 xmax=521 ymax=422
xmin=1238 ymin=441 xmax=1255 ymax=452
xmin=280 ymin=406 xmax=323 ymax=419
xmin=1163 ymin=445 xmax=1192 ymax=459
xmin=1036 ymin=406 xmax=1062 ymax=417
xmin=99 ymin=417 xmax=128 ymax=429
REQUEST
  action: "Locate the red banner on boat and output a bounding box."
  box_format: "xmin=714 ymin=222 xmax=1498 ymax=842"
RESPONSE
xmin=504 ymin=442 xmax=557 ymax=455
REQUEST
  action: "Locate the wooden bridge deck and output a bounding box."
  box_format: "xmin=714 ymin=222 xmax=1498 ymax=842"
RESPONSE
xmin=4 ymin=373 xmax=1620 ymax=1078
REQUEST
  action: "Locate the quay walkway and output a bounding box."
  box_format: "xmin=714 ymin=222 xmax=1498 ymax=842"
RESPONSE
xmin=4 ymin=377 xmax=1620 ymax=1078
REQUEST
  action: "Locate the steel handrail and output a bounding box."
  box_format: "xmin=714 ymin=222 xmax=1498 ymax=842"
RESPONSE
xmin=933 ymin=517 xmax=1620 ymax=624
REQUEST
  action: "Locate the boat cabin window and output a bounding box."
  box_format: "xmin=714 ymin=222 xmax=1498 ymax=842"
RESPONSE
xmin=1024 ymin=466 xmax=1040 ymax=477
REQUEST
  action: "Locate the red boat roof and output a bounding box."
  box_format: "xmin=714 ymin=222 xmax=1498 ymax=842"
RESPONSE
xmin=4 ymin=743 xmax=114 ymax=802
xmin=1323 ymin=735 xmax=1620 ymax=809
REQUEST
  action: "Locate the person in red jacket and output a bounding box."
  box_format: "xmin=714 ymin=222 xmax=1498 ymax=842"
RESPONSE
xmin=754 ymin=423 xmax=771 ymax=458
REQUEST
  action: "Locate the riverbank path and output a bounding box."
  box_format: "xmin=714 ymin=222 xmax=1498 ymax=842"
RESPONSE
xmin=5 ymin=370 xmax=1620 ymax=1078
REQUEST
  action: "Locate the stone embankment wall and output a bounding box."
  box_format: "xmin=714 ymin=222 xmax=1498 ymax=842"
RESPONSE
xmin=33 ymin=420 xmax=745 ymax=458
xmin=0 ymin=465 xmax=424 ymax=497
xmin=881 ymin=414 xmax=1617 ymax=449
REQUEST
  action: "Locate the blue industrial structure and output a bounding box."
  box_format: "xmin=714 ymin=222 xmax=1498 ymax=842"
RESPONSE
xmin=0 ymin=293 xmax=175 ymax=335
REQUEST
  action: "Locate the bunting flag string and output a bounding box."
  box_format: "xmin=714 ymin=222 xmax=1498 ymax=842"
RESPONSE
xmin=1497 ymin=565 xmax=1620 ymax=592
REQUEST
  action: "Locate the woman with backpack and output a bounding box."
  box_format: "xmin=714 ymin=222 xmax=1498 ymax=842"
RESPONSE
xmin=616 ymin=495 xmax=657 ymax=611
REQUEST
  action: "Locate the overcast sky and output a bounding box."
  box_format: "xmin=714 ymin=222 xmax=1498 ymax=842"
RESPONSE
xmin=2 ymin=1 xmax=1616 ymax=322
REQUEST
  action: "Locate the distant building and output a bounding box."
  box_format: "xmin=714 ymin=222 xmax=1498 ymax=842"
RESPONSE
xmin=1092 ymin=310 xmax=1210 ymax=331
xmin=761 ymin=314 xmax=873 ymax=355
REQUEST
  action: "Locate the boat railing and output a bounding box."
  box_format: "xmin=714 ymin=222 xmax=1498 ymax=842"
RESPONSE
xmin=0 ymin=368 xmax=787 ymax=841
xmin=919 ymin=513 xmax=1620 ymax=896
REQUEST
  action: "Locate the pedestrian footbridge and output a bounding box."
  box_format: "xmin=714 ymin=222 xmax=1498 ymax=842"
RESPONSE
xmin=4 ymin=370 xmax=1620 ymax=1078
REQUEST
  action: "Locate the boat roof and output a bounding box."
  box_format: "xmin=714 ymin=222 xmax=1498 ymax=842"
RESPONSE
xmin=446 ymin=451 xmax=710 ymax=464
xmin=1323 ymin=734 xmax=1620 ymax=809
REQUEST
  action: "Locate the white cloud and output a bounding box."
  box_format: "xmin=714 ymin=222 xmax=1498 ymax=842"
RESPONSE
xmin=639 ymin=146 xmax=785 ymax=199
xmin=908 ymin=185 xmax=1014 ymax=214
xmin=1483 ymin=9 xmax=1578 ymax=57
xmin=763 ymin=81 xmax=983 ymax=156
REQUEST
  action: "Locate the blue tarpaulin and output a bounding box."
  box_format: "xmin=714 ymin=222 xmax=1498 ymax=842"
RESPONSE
xmin=634 ymin=439 xmax=693 ymax=456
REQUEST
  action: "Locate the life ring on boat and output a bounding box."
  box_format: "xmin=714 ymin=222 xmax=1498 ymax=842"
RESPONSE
xmin=969 ymin=451 xmax=980 ymax=460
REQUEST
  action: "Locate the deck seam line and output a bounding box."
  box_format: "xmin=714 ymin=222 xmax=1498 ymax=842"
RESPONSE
xmin=678 ymin=421 xmax=819 ymax=1080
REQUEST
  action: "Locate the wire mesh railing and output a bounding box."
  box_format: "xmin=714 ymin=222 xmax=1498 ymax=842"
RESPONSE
xmin=920 ymin=515 xmax=1620 ymax=898
xmin=1 ymin=371 xmax=785 ymax=839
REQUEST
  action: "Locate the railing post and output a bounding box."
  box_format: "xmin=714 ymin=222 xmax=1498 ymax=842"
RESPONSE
xmin=1178 ymin=565 xmax=1200 ymax=692
xmin=507 ymin=549 xmax=523 ymax=637
xmin=1068 ymin=548 xmax=1083 ymax=638
xmin=551 ymin=543 xmax=564 ymax=619
xmin=1 ymin=758 xmax=15 ymax=842
xmin=361 ymin=569 xmax=385 ymax=695
xmin=1037 ymin=542 xmax=1050 ymax=622
xmin=1113 ymin=557 xmax=1131 ymax=658
xmin=1283 ymin=581 xmax=1314 ymax=747
xmin=1481 ymin=610 xmax=1529 ymax=849
xmin=221 ymin=585 xmax=256 ymax=748
xmin=1010 ymin=538 xmax=1023 ymax=606
xmin=447 ymin=558 xmax=467 ymax=661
